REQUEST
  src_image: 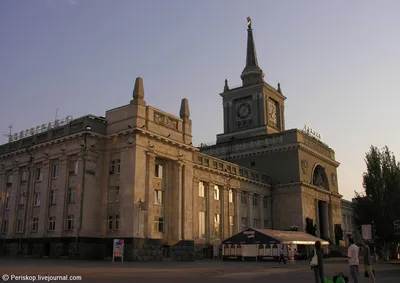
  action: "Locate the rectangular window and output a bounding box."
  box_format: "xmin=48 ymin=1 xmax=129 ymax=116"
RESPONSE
xmin=155 ymin=164 xmax=163 ymax=178
xmin=154 ymin=190 xmax=163 ymax=205
xmin=67 ymin=215 xmax=74 ymax=230
xmin=229 ymin=215 xmax=234 ymax=236
xmin=2 ymin=220 xmax=8 ymax=233
xmin=109 ymin=160 xmax=116 ymax=174
xmin=70 ymin=159 xmax=79 ymax=175
xmin=264 ymin=220 xmax=269 ymax=229
xmin=34 ymin=192 xmax=40 ymax=206
xmin=116 ymin=159 xmax=121 ymax=174
xmin=228 ymin=189 xmax=233 ymax=203
xmin=6 ymin=173 xmax=13 ymax=185
xmin=252 ymin=194 xmax=259 ymax=207
xmin=214 ymin=213 xmax=221 ymax=238
xmin=49 ymin=189 xmax=56 ymax=205
xmin=115 ymin=186 xmax=119 ymax=202
xmin=32 ymin=217 xmax=38 ymax=232
xmin=16 ymin=218 xmax=24 ymax=233
xmin=154 ymin=216 xmax=164 ymax=233
xmin=263 ymin=197 xmax=268 ymax=208
xmin=48 ymin=216 xmax=55 ymax=231
xmin=214 ymin=185 xmax=219 ymax=200
xmin=115 ymin=215 xmax=119 ymax=230
xmin=108 ymin=216 xmax=113 ymax=230
xmin=240 ymin=192 xmax=247 ymax=205
xmin=67 ymin=187 xmax=76 ymax=203
xmin=19 ymin=194 xmax=25 ymax=207
xmin=36 ymin=168 xmax=43 ymax=182
xmin=241 ymin=217 xmax=248 ymax=228
xmin=21 ymin=170 xmax=28 ymax=183
xmin=4 ymin=192 xmax=9 ymax=209
xmin=199 ymin=211 xmax=206 ymax=238
xmin=108 ymin=187 xmax=113 ymax=203
xmin=74 ymin=160 xmax=79 ymax=175
xmin=51 ymin=164 xmax=59 ymax=179
xmin=199 ymin=181 xmax=205 ymax=197
xmin=253 ymin=218 xmax=259 ymax=228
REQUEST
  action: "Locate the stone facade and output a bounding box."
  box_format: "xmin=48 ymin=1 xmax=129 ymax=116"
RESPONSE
xmin=341 ymin=199 xmax=360 ymax=245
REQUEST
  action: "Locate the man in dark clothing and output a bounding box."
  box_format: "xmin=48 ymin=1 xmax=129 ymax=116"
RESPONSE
xmin=311 ymin=241 xmax=324 ymax=283
xmin=279 ymin=247 xmax=286 ymax=264
xmin=362 ymin=239 xmax=376 ymax=283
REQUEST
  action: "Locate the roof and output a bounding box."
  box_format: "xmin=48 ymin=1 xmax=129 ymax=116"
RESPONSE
xmin=222 ymin=228 xmax=329 ymax=246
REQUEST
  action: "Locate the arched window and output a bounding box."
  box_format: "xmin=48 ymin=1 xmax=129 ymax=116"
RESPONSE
xmin=312 ymin=165 xmax=329 ymax=190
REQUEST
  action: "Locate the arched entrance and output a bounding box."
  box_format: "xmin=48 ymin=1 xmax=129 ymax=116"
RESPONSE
xmin=312 ymin=165 xmax=330 ymax=240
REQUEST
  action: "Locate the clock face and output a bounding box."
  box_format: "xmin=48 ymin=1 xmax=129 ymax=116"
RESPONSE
xmin=236 ymin=102 xmax=252 ymax=119
xmin=268 ymin=100 xmax=277 ymax=127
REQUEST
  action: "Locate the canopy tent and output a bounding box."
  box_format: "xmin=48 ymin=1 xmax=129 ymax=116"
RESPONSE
xmin=222 ymin=228 xmax=329 ymax=246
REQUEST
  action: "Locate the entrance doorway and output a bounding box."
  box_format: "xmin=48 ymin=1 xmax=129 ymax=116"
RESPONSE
xmin=318 ymin=200 xmax=328 ymax=239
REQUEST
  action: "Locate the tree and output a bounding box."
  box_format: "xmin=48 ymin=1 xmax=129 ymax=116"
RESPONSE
xmin=355 ymin=146 xmax=400 ymax=260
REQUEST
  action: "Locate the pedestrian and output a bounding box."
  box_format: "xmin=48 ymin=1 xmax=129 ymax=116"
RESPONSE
xmin=362 ymin=239 xmax=376 ymax=283
xmin=278 ymin=247 xmax=286 ymax=264
xmin=347 ymin=238 xmax=359 ymax=283
xmin=310 ymin=240 xmax=324 ymax=283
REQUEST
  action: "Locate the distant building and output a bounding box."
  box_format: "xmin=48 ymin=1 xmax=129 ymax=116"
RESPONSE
xmin=0 ymin=19 xmax=345 ymax=259
xmin=341 ymin=199 xmax=360 ymax=244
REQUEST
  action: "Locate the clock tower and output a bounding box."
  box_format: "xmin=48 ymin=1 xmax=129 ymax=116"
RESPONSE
xmin=217 ymin=17 xmax=286 ymax=144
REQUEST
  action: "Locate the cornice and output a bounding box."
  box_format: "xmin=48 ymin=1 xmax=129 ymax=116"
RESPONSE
xmin=273 ymin=181 xmax=342 ymax=198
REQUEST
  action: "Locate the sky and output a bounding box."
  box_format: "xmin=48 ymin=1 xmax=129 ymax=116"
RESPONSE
xmin=1 ymin=0 xmax=400 ymax=201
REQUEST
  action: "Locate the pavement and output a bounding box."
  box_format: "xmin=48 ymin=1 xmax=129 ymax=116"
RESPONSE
xmin=0 ymin=257 xmax=399 ymax=283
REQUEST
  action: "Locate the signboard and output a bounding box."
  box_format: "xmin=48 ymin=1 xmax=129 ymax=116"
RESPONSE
xmin=303 ymin=125 xmax=322 ymax=141
xmin=243 ymin=231 xmax=255 ymax=239
xmin=8 ymin=116 xmax=73 ymax=142
xmin=112 ymin=239 xmax=124 ymax=262
xmin=362 ymin=224 xmax=372 ymax=240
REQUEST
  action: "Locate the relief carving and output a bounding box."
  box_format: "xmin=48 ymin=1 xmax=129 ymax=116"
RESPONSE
xmin=331 ymin=173 xmax=336 ymax=186
xmin=154 ymin=112 xmax=178 ymax=130
xmin=301 ymin=159 xmax=308 ymax=174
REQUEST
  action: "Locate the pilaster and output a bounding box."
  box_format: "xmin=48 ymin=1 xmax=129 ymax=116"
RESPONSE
xmin=207 ymin=183 xmax=215 ymax=241
xmin=192 ymin=178 xmax=200 ymax=239
xmin=144 ymin=151 xmax=156 ymax=238
xmin=248 ymin=192 xmax=253 ymax=227
xmin=260 ymin=195 xmax=265 ymax=229
xmin=222 ymin=187 xmax=229 ymax=239
xmin=235 ymin=190 xmax=241 ymax=233
xmin=174 ymin=161 xmax=183 ymax=240
xmin=182 ymin=162 xmax=193 ymax=240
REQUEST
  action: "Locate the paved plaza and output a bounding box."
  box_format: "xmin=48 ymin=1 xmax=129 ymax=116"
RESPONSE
xmin=0 ymin=258 xmax=399 ymax=283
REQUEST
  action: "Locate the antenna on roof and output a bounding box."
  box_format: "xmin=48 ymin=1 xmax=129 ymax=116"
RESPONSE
xmin=2 ymin=125 xmax=12 ymax=143
xmin=55 ymin=109 xmax=59 ymax=122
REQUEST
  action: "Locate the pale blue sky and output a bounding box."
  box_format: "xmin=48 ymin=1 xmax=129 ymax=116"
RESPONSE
xmin=1 ymin=0 xmax=400 ymax=201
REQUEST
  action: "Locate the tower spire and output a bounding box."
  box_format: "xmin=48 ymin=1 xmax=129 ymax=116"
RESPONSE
xmin=240 ymin=17 xmax=265 ymax=86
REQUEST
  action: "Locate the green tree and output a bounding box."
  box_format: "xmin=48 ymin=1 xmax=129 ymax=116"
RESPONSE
xmin=355 ymin=146 xmax=400 ymax=260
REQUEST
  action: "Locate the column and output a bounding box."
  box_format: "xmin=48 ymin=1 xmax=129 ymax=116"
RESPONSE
xmin=315 ymin=199 xmax=320 ymax=238
xmin=248 ymin=192 xmax=253 ymax=228
xmin=192 ymin=178 xmax=199 ymax=239
xmin=323 ymin=202 xmax=329 ymax=239
xmin=174 ymin=161 xmax=183 ymax=240
xmin=41 ymin=159 xmax=50 ymax=237
xmin=182 ymin=162 xmax=193 ymax=240
xmin=222 ymin=187 xmax=229 ymax=239
xmin=10 ymin=167 xmax=20 ymax=238
xmin=235 ymin=190 xmax=241 ymax=233
xmin=260 ymin=195 xmax=265 ymax=229
xmin=144 ymin=152 xmax=156 ymax=238
xmin=208 ymin=183 xmax=215 ymax=241
xmin=328 ymin=202 xmax=333 ymax=239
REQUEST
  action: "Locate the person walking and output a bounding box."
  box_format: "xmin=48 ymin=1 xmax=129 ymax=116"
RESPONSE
xmin=278 ymin=247 xmax=286 ymax=264
xmin=310 ymin=240 xmax=324 ymax=283
xmin=347 ymin=238 xmax=359 ymax=283
xmin=362 ymin=239 xmax=376 ymax=283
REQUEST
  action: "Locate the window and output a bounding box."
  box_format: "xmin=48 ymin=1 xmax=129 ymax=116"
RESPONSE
xmin=108 ymin=187 xmax=113 ymax=203
xmin=18 ymin=194 xmax=25 ymax=207
xmin=6 ymin=173 xmax=13 ymax=185
xmin=2 ymin=220 xmax=8 ymax=233
xmin=199 ymin=181 xmax=205 ymax=197
xmin=241 ymin=217 xmax=248 ymax=228
xmin=116 ymin=159 xmax=121 ymax=174
xmin=240 ymin=192 xmax=247 ymax=205
xmin=109 ymin=160 xmax=116 ymax=174
xmin=16 ymin=218 xmax=23 ymax=233
xmin=21 ymin=170 xmax=28 ymax=183
xmin=214 ymin=185 xmax=220 ymax=200
xmin=253 ymin=218 xmax=259 ymax=228
xmin=115 ymin=215 xmax=119 ymax=230
xmin=228 ymin=189 xmax=233 ymax=203
xmin=32 ymin=217 xmax=38 ymax=232
xmin=263 ymin=197 xmax=268 ymax=208
xmin=154 ymin=190 xmax=163 ymax=205
xmin=36 ymin=168 xmax=43 ymax=182
xmin=67 ymin=215 xmax=74 ymax=230
xmin=51 ymin=164 xmax=59 ymax=179
xmin=108 ymin=216 xmax=113 ymax=230
xmin=264 ymin=220 xmax=269 ymax=228
xmin=115 ymin=186 xmax=119 ymax=202
xmin=4 ymin=192 xmax=9 ymax=209
xmin=48 ymin=216 xmax=55 ymax=231
xmin=70 ymin=160 xmax=79 ymax=175
xmin=229 ymin=215 xmax=234 ymax=236
xmin=199 ymin=211 xmax=206 ymax=238
xmin=67 ymin=187 xmax=76 ymax=203
xmin=252 ymin=194 xmax=259 ymax=207
xmin=34 ymin=192 xmax=41 ymax=206
xmin=155 ymin=164 xmax=163 ymax=178
xmin=49 ymin=190 xmax=56 ymax=205
xmin=214 ymin=214 xmax=221 ymax=238
xmin=154 ymin=216 xmax=164 ymax=233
